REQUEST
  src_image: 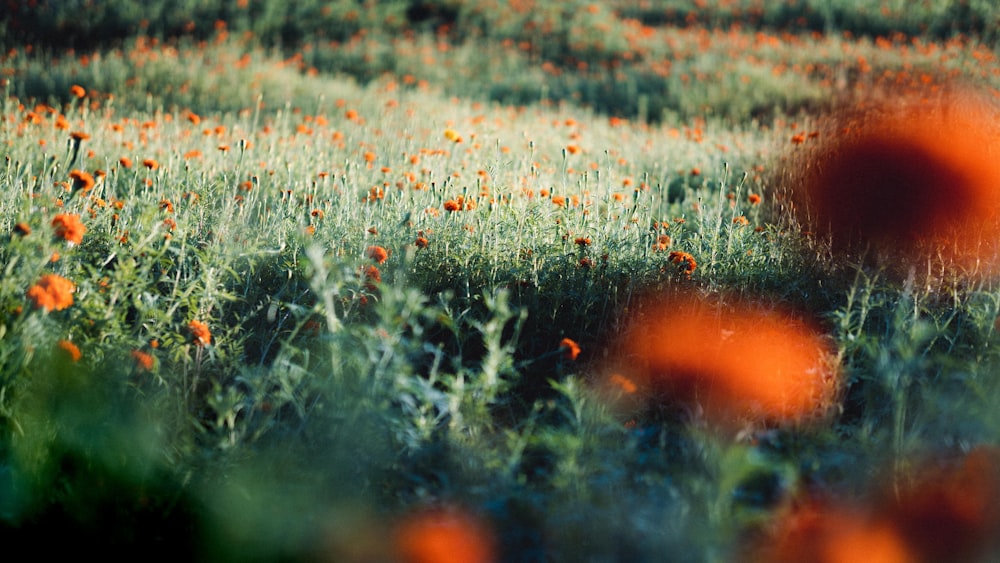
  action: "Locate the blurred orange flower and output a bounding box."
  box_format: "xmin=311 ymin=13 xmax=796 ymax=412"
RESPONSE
xmin=69 ymin=169 xmax=95 ymax=193
xmin=366 ymin=245 xmax=389 ymax=264
xmin=603 ymin=292 xmax=839 ymax=427
xmin=560 ymin=337 xmax=581 ymax=361
xmin=27 ymin=274 xmax=75 ymax=312
xmin=793 ymin=86 xmax=1000 ymax=277
xmin=57 ymin=339 xmax=81 ymax=362
xmin=188 ymin=320 xmax=211 ymax=346
xmin=70 ymin=84 xmax=86 ymax=98
xmin=131 ymin=350 xmax=155 ymax=371
xmin=392 ymin=507 xmax=496 ymax=563
xmin=51 ymin=213 xmax=86 ymax=244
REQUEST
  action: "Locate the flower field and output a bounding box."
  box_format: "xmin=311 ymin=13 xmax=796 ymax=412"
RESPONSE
xmin=4 ymin=1 xmax=1000 ymax=561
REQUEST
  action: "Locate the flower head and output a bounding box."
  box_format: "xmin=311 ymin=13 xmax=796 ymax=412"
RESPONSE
xmin=392 ymin=507 xmax=495 ymax=563
xmin=131 ymin=349 xmax=155 ymax=371
xmin=366 ymin=245 xmax=389 ymax=264
xmin=560 ymin=337 xmax=581 ymax=361
xmin=27 ymin=274 xmax=75 ymax=312
xmin=51 ymin=213 xmax=86 ymax=244
xmin=792 ymin=86 xmax=1000 ymax=277
xmin=57 ymin=339 xmax=81 ymax=362
xmin=603 ymin=291 xmax=839 ymax=428
xmin=69 ymin=169 xmax=95 ymax=193
xmin=188 ymin=320 xmax=211 ymax=346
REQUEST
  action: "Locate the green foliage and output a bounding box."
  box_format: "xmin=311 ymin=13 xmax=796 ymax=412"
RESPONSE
xmin=3 ymin=1 xmax=1000 ymax=561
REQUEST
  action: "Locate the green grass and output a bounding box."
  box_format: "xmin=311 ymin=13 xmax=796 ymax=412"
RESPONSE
xmin=3 ymin=2 xmax=1000 ymax=561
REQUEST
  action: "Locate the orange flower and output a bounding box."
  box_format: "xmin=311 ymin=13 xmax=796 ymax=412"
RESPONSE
xmin=604 ymin=292 xmax=839 ymax=427
xmin=188 ymin=320 xmax=211 ymax=346
xmin=792 ymin=86 xmax=1000 ymax=277
xmin=57 ymin=339 xmax=81 ymax=362
xmin=26 ymin=273 xmax=75 ymax=312
xmin=443 ymin=128 xmax=462 ymax=143
xmin=653 ymin=234 xmax=671 ymax=252
xmin=70 ymin=131 xmax=90 ymax=141
xmin=414 ymin=236 xmax=429 ymax=248
xmin=362 ymin=264 xmax=381 ymax=286
xmin=119 ymin=156 xmax=133 ymax=168
xmin=559 ymin=337 xmax=581 ymax=361
xmin=51 ymin=213 xmax=86 ymax=244
xmin=131 ymin=349 xmax=155 ymax=371
xmin=748 ymin=193 xmax=762 ymax=205
xmin=142 ymin=158 xmax=159 ymax=170
xmin=392 ymin=507 xmax=496 ymax=563
xmin=69 ymin=169 xmax=95 ymax=193
xmin=750 ymin=502 xmax=915 ymax=563
xmin=366 ymin=245 xmax=389 ymax=264
xmin=668 ymin=250 xmax=697 ymax=277
xmin=574 ymin=237 xmax=591 ymax=246
xmin=13 ymin=222 xmax=31 ymax=236
xmin=69 ymin=84 xmax=86 ymax=98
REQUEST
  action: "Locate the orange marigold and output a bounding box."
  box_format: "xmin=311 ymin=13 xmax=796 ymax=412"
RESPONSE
xmin=668 ymin=250 xmax=697 ymax=277
xmin=560 ymin=337 xmax=581 ymax=361
xmin=57 ymin=339 xmax=81 ymax=361
xmin=188 ymin=320 xmax=211 ymax=346
xmin=27 ymin=274 xmax=75 ymax=312
xmin=142 ymin=158 xmax=159 ymax=170
xmin=69 ymin=169 xmax=95 ymax=193
xmin=366 ymin=245 xmax=389 ymax=264
xmin=69 ymin=84 xmax=86 ymax=98
xmin=393 ymin=507 xmax=495 ymax=563
xmin=13 ymin=222 xmax=31 ymax=236
xmin=131 ymin=349 xmax=155 ymax=371
xmin=51 ymin=213 xmax=86 ymax=244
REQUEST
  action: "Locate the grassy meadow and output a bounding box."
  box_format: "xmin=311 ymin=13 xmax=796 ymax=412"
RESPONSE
xmin=4 ymin=1 xmax=1000 ymax=561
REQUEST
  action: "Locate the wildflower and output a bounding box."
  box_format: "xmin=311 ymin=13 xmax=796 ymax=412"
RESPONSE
xmin=560 ymin=337 xmax=581 ymax=361
xmin=733 ymin=216 xmax=750 ymax=226
xmin=392 ymin=507 xmax=496 ymax=563
xmin=362 ymin=264 xmax=381 ymax=285
xmin=119 ymin=156 xmax=133 ymax=168
xmin=131 ymin=349 xmax=155 ymax=371
xmin=609 ymin=373 xmax=637 ymax=394
xmin=605 ymin=292 xmax=839 ymax=427
xmin=668 ymin=250 xmax=697 ymax=277
xmin=551 ymin=195 xmax=566 ymax=207
xmin=188 ymin=320 xmax=211 ymax=346
xmin=26 ymin=273 xmax=75 ymax=312
xmin=51 ymin=213 xmax=86 ymax=244
xmin=748 ymin=193 xmax=762 ymax=205
xmin=566 ymin=144 xmax=581 ymax=155
xmin=443 ymin=199 xmax=462 ymax=212
xmin=366 ymin=245 xmax=389 ymax=264
xmin=57 ymin=339 xmax=81 ymax=361
xmin=70 ymin=84 xmax=86 ymax=98
xmin=69 ymin=169 xmax=95 ymax=193
xmin=574 ymin=237 xmax=591 ymax=246
xmin=414 ymin=236 xmax=429 ymax=248
xmin=443 ymin=128 xmax=462 ymax=143
xmin=70 ymin=131 xmax=90 ymax=141
xmin=653 ymin=234 xmax=671 ymax=252
xmin=793 ymin=86 xmax=1000 ymax=277
xmin=13 ymin=222 xmax=31 ymax=236
xmin=142 ymin=158 xmax=159 ymax=170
